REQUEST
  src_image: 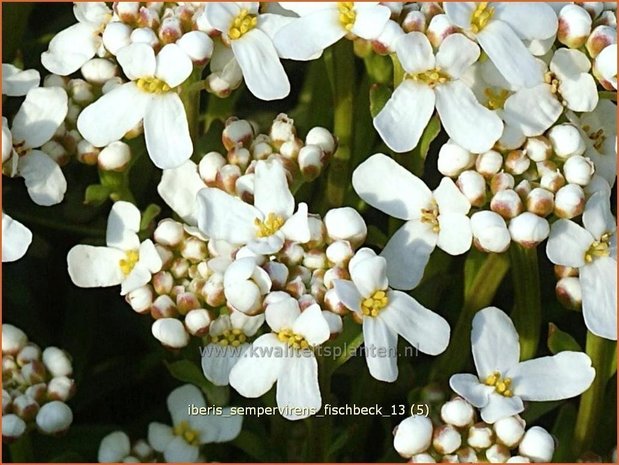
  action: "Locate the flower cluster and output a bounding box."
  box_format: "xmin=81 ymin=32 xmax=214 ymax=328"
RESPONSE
xmin=2 ymin=324 xmax=75 ymax=442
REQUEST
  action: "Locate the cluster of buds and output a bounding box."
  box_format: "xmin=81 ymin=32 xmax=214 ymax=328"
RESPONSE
xmin=2 ymin=324 xmax=75 ymax=442
xmin=98 ymin=431 xmax=158 ymax=463
xmin=393 ymin=396 xmax=555 ymax=463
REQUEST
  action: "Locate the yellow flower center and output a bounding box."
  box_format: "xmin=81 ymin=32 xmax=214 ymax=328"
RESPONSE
xmin=136 ymin=76 xmax=171 ymax=94
xmin=173 ymin=420 xmax=200 ymax=446
xmin=211 ymin=328 xmax=247 ymax=347
xmin=584 ymin=233 xmax=612 ymax=263
xmin=338 ymin=2 xmax=356 ymax=31
xmin=544 ymin=71 xmax=561 ymax=95
xmin=420 ymin=205 xmax=440 ymax=233
xmin=484 ymin=88 xmax=510 ymax=110
xmin=254 ymin=212 xmax=285 ymax=238
xmin=484 ymin=371 xmax=513 ymax=397
xmin=228 ymin=8 xmax=257 ymax=40
xmin=276 ymin=328 xmax=310 ymax=350
xmin=408 ymin=68 xmax=451 ymax=89
xmin=361 ymin=290 xmax=389 ymax=317
xmin=119 ymin=249 xmax=139 ymax=275
xmin=582 ymin=124 xmax=607 ymax=152
xmin=470 ymin=2 xmax=495 ymax=33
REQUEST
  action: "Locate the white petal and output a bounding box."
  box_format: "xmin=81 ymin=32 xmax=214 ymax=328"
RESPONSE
xmin=98 ymin=431 xmax=131 ymax=462
xmin=138 ymin=239 xmax=162 ymax=273
xmin=276 ymin=355 xmax=321 ymax=420
xmin=106 ymin=201 xmax=140 ymax=250
xmin=443 ymin=2 xmax=476 ymax=29
xmin=247 ymin=234 xmax=285 ymax=255
xmin=293 ymin=304 xmax=330 ymax=346
xmin=192 ymin=408 xmax=243 ymax=443
xmin=352 ymin=154 xmax=432 ymax=220
xmin=2 ymin=214 xmax=32 ymax=263
xmin=121 ymin=265 xmax=151 ymax=295
xmin=503 ymin=85 xmax=562 ymax=137
xmin=280 ymin=203 xmax=311 ymax=244
xmin=225 ymin=281 xmax=262 ymax=314
xmin=229 ymin=333 xmax=287 ymax=397
xmin=12 ymin=87 xmax=68 ymax=149
xmin=168 ymin=384 xmax=204 ymax=426
xmin=374 ymin=79 xmax=436 ymax=153
xmin=435 ymin=80 xmax=503 ymax=153
xmin=477 ymin=20 xmax=544 ymax=88
xmin=362 ymin=316 xmax=398 ymax=382
xmin=437 ymin=213 xmax=472 ymax=255
xmin=18 ymin=150 xmax=67 ymax=206
xmin=450 ymin=373 xmax=492 ymax=408
xmin=163 ymin=436 xmax=199 ymax=463
xmin=508 ymin=352 xmax=596 ymax=400
xmin=157 ymin=161 xmax=204 ymax=226
xmin=77 ymin=82 xmax=149 ymax=148
xmin=196 ymin=187 xmax=258 ymax=245
xmin=147 ymin=422 xmax=174 ymax=452
xmin=480 ymin=393 xmax=524 ymax=424
xmin=380 ymin=220 xmax=437 ymax=291
xmin=201 ymin=344 xmax=246 ymax=386
xmin=116 ymin=42 xmax=156 ymax=80
xmin=204 ymin=2 xmax=239 ymax=32
xmin=546 ymin=219 xmax=592 ymax=268
xmin=2 ymin=64 xmax=40 ymax=97
xmin=254 ymin=159 xmax=294 ymax=218
xmin=596 ymin=44 xmax=617 ymax=90
xmin=434 ymin=177 xmax=471 ymax=215
xmin=471 ymin=307 xmax=520 ymax=379
xmin=333 ymin=279 xmax=362 ymax=313
xmin=583 ymin=191 xmax=616 ymax=240
xmin=231 ymin=29 xmax=290 ymax=101
xmin=436 ymin=34 xmax=480 ymax=79
xmin=41 ymin=23 xmax=98 ymax=75
xmin=351 ymin=4 xmax=390 ymax=39
xmin=156 ymin=44 xmax=193 ymax=88
xmin=381 ymin=290 xmax=450 ymax=356
xmin=395 ymin=32 xmax=435 ymax=74
xmin=350 ymin=255 xmax=388 ymax=297
xmin=67 ymin=245 xmax=124 ymax=288
xmin=265 ymin=294 xmax=300 ymax=331
xmin=494 ymin=3 xmax=558 ymax=40
xmin=581 ymin=258 xmax=617 ymax=340
xmin=551 ymin=49 xmax=598 ymax=112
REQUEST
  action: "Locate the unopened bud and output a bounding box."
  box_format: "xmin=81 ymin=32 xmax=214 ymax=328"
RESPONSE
xmin=491 ymin=172 xmax=515 ymax=194
xmin=3 ymin=414 xmax=26 ymax=442
xmin=68 ymin=78 xmax=94 ymax=105
xmin=43 ymin=74 xmax=66 ymax=89
xmin=280 ymin=138 xmax=303 ymax=160
xmin=3 ymin=324 xmax=28 ymax=355
xmin=151 ymin=295 xmax=178 ymax=319
xmin=199 ymin=151 xmax=226 ymax=184
xmin=270 ymin=114 xmax=296 ymax=149
xmin=16 ymin=343 xmax=41 ymax=366
xmin=554 ymin=184 xmax=585 ymax=218
xmin=505 ymin=149 xmax=531 ymax=175
xmin=324 ymin=207 xmax=367 ymax=248
xmin=526 ymin=188 xmax=554 ymax=217
xmin=427 ymin=14 xmax=457 ymax=48
xmin=586 ymin=25 xmax=617 ymax=57
xmin=98 ymin=141 xmax=131 ymax=171
xmin=457 ymin=447 xmax=479 ymax=462
xmin=326 ymin=241 xmax=354 ymax=267
xmin=298 ymin=144 xmax=324 ymax=181
xmin=372 ymin=20 xmax=406 ymax=54
xmin=393 ymin=415 xmax=433 ymax=457
xmin=41 ymin=140 xmax=69 ymax=166
xmin=595 ymin=10 xmax=616 ymax=27
xmin=476 ymin=150 xmax=503 ymax=177
xmin=154 ymin=219 xmax=184 ymax=247
xmin=177 ymin=31 xmax=213 ymax=65
xmin=130 ymin=27 xmax=159 ymax=48
xmin=556 ymin=276 xmax=582 ymax=310
xmin=491 ymin=189 xmax=524 ymax=219
xmin=555 ymin=264 xmax=579 ymax=278
xmin=176 ymin=292 xmax=200 ymax=315
xmin=217 ymin=164 xmax=242 ymax=194
xmin=151 ymin=318 xmax=189 ymax=348
xmin=487 ymin=444 xmax=511 ymax=463
xmin=170 ymin=257 xmax=190 ymax=279
xmin=457 ymin=170 xmax=487 ymax=207
xmin=22 ymin=360 xmax=46 ymax=384
xmin=36 ymin=401 xmax=73 ymax=435
xmin=548 ymin=124 xmax=586 ymax=159
xmin=525 ymin=136 xmax=552 ymax=162
xmin=47 ymin=376 xmax=76 ymax=402
xmin=203 ymin=273 xmax=226 ymax=307
xmin=306 ymin=127 xmax=336 ymax=157
xmin=263 ymin=261 xmax=289 ymax=290
xmin=13 ymin=394 xmax=39 ymax=421
xmin=159 ymin=17 xmax=182 ymax=44
xmin=494 ymin=415 xmax=526 ymax=448
xmin=509 ymin=212 xmax=550 ymax=247
xmin=563 ymin=155 xmax=595 ymax=186
xmin=402 ymin=10 xmax=427 ymax=33
xmin=433 ymin=424 xmax=462 ymax=455
xmin=152 ymin=271 xmax=174 ymax=295
xmin=518 ymin=426 xmax=555 ymax=462
xmin=540 ymin=170 xmax=566 ymax=193
xmin=441 ymin=397 xmax=475 ymax=427
xmin=467 ymin=423 xmax=494 ymax=450
xmin=114 ymin=2 xmax=140 ymax=22
xmin=471 ymin=211 xmax=511 ymax=253
xmin=42 ymin=347 xmax=72 ymax=377
xmin=181 ymin=236 xmax=208 ymax=262
xmin=184 ymin=309 xmax=212 ymax=336
xmin=558 ymin=4 xmax=592 ymax=48
xmin=126 ymin=285 xmax=154 ymax=314
xmin=438 ymin=142 xmax=475 ymax=177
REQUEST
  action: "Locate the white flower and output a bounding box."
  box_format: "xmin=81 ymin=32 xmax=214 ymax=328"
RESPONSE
xmin=201 ymin=310 xmax=264 ymax=386
xmin=229 ymin=299 xmax=330 ymax=420
xmin=546 ymin=190 xmax=617 ymax=340
xmin=77 ymin=43 xmax=193 ymax=169
xmin=595 ymin=44 xmax=617 ymax=90
xmin=444 ymin=2 xmax=557 ymax=88
xmin=148 ymin=384 xmax=242 ymax=462
xmin=224 ymin=257 xmax=272 ymax=315
xmin=274 ymin=2 xmax=391 ymax=60
xmin=197 ymin=159 xmax=310 ymax=255
xmin=2 ymin=64 xmax=40 ymax=97
xmin=450 ymin=307 xmax=595 ymax=424
xmin=353 ymin=154 xmax=472 ymax=290
xmin=41 ymin=2 xmax=111 ymax=75
xmin=98 ymin=431 xmax=136 ymax=463
xmin=375 ymin=32 xmax=503 ymax=153
xmin=546 ymin=48 xmax=599 ymax=112
xmin=36 ymin=401 xmax=73 ymax=434
xmin=205 ymin=2 xmax=290 ymax=100
xmin=67 ymin=201 xmax=162 ymax=296
xmin=393 ymin=415 xmax=433 ymax=457
xmin=158 ymin=160 xmax=207 ymax=226
xmin=334 ymin=248 xmax=450 ymax=382
xmin=2 ymin=213 xmax=33 ymax=263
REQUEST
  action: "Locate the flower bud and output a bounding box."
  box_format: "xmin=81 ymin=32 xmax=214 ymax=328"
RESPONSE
xmin=540 ymin=170 xmax=566 ymax=193
xmin=203 ymin=273 xmax=226 ymax=307
xmin=263 ymin=261 xmax=289 ymax=290
xmin=563 ymin=155 xmax=595 ymax=186
xmin=3 ymin=324 xmax=28 ymax=356
xmin=526 ymin=188 xmax=554 ymax=217
xmin=130 ymin=27 xmax=159 ymax=48
xmin=556 ymin=276 xmax=582 ymax=310
xmin=76 ymin=139 xmax=99 ymax=165
xmin=21 ymin=360 xmax=46 ymax=384
xmin=441 ymin=397 xmax=475 ymax=427
xmin=554 ymin=184 xmax=585 ymax=218
xmin=126 ymin=285 xmax=153 ymax=314
xmin=324 ymin=207 xmax=367 ymax=247
xmin=251 ymin=139 xmax=273 ymax=161
xmin=36 ymin=401 xmax=73 ymax=435
xmin=103 ymin=22 xmax=132 ymax=54
xmin=487 ymin=444 xmax=511 ymax=463
xmin=548 ymin=124 xmax=586 ymax=159
xmin=177 ymin=31 xmax=213 ymax=65
xmin=326 ymin=241 xmax=354 ymax=267
xmin=298 ymin=144 xmax=324 ymax=181
xmin=306 ymin=127 xmax=336 ymax=157
xmin=102 ymin=76 xmax=125 ymax=95
xmin=270 ymin=114 xmax=296 ymax=149
xmin=324 ymin=287 xmax=349 ymax=315
xmin=280 ymin=138 xmax=303 ymax=160
xmin=47 ymin=376 xmax=76 ymax=402
xmin=471 ymin=211 xmax=511 ymax=253
xmin=427 ymin=14 xmax=457 ymax=48
xmin=154 ymin=219 xmax=185 ymax=248
xmin=303 ymin=250 xmax=327 ymax=270
xmin=176 ymin=292 xmax=200 ymax=315
xmin=467 ymin=423 xmax=494 ymax=450
xmin=411 ymin=453 xmax=436 ymax=463
xmin=586 ymin=25 xmax=617 ymax=58
xmin=457 ymin=447 xmax=479 ymax=462
xmin=476 ymin=150 xmax=503 ymax=177
xmin=41 ymin=140 xmax=69 ymax=166
xmin=43 ymin=74 xmax=66 ymax=89
xmin=184 ymin=309 xmax=212 ymax=336
xmin=3 ymin=414 xmax=26 ymax=442
xmin=494 ymin=415 xmax=526 ymax=448
xmin=98 ymin=431 xmax=132 ymax=463
xmin=151 ymin=318 xmax=189 ymax=348
xmin=505 ymin=149 xmax=531 ymax=175
xmin=67 ymin=78 xmax=94 ymax=105
xmin=518 ymin=426 xmax=555 ymax=462
xmin=217 ymin=164 xmax=242 ymax=194
xmin=152 ymin=271 xmax=174 ymax=295
xmin=525 ymin=136 xmax=552 ymax=162
xmin=558 ymin=4 xmax=592 ymax=48
xmin=457 ymin=170 xmax=487 ymax=207
xmin=509 ymin=212 xmax=550 ymax=247
xmin=133 ymin=438 xmax=154 ymax=460
xmin=150 ymin=295 xmax=178 ymax=319
xmin=393 ymin=416 xmax=433 ymax=458
xmin=42 ymin=347 xmax=72 ymax=377
xmin=228 ymin=145 xmax=251 ymax=171
xmin=199 ymin=151 xmax=226 ymax=184
xmin=16 ymin=343 xmax=41 ymax=366
xmin=595 ymin=10 xmax=616 ymax=27
xmin=433 ymin=424 xmax=461 ymax=455
xmin=13 ymin=394 xmax=39 ymax=421
xmin=491 ymin=172 xmax=515 ymax=194
xmin=508 ymin=456 xmax=531 ymax=463
xmin=402 ymin=10 xmax=427 ymax=33
xmin=159 ymin=17 xmax=182 ymax=45
xmin=2 ymin=390 xmax=12 ymax=413
xmin=491 ymin=189 xmax=524 ymax=219
xmin=98 ymin=141 xmax=131 ymax=172
xmin=114 ymin=2 xmax=140 ymax=22
xmin=222 ymin=119 xmax=253 ymax=151
xmin=81 ymin=58 xmax=118 ymax=85
xmin=438 ymin=142 xmax=475 ymax=177
xmin=180 ymin=236 xmax=208 ymax=262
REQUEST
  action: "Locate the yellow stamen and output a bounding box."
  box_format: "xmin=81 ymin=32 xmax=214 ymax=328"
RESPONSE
xmin=408 ymin=68 xmax=451 ymax=89
xmin=582 ymin=125 xmax=607 ymax=152
xmin=420 ymin=204 xmax=440 ymax=233
xmin=228 ymin=8 xmax=258 ymax=40
xmin=211 ymin=328 xmax=247 ymax=347
xmin=276 ymin=328 xmax=310 ymax=350
xmin=484 ymin=88 xmax=511 ymax=110
xmin=173 ymin=420 xmax=200 ymax=446
xmin=470 ymin=2 xmax=495 ymax=34
xmin=136 ymin=76 xmax=171 ymax=94
xmin=119 ymin=250 xmax=139 ymax=276
xmin=337 ymin=2 xmax=356 ymax=31
xmin=584 ymin=233 xmax=612 ymax=263
xmin=361 ymin=290 xmax=389 ymax=317
xmin=484 ymin=371 xmax=513 ymax=397
xmin=254 ymin=212 xmax=285 ymax=238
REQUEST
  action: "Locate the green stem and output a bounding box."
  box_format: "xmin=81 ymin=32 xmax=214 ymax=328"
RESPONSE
xmin=325 ymin=40 xmax=355 ymax=209
xmin=509 ymin=244 xmax=541 ymax=360
xmin=431 ymin=252 xmax=510 ymax=381
xmin=306 ymin=356 xmax=332 ymax=462
xmin=599 ymin=91 xmax=617 ymax=101
xmin=9 ymin=433 xmax=34 ymax=462
xmin=180 ymin=68 xmax=204 ymax=145
xmin=572 ymin=332 xmax=616 ymax=458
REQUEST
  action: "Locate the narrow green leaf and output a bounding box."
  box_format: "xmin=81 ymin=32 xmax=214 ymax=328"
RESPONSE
xmin=369 ymin=83 xmax=392 ymax=118
xmin=84 ymin=184 xmax=111 ymax=206
xmin=547 ymin=323 xmax=582 ymax=354
xmin=139 ymin=203 xmax=161 ymax=231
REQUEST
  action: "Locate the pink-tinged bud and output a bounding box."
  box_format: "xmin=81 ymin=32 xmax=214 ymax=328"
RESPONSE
xmin=306 ymin=215 xmax=327 ymax=249
xmin=151 ymin=318 xmax=189 ymax=349
xmin=270 ymin=114 xmax=297 ymax=149
xmin=102 ymin=22 xmax=132 ymax=55
xmin=540 ymin=170 xmax=566 ymax=193
xmin=36 ymin=401 xmax=73 ymax=435
xmin=326 ymin=240 xmax=354 ymax=267
xmin=2 ymin=324 xmax=28 ymax=356
xmin=476 ymin=150 xmax=503 ymax=177
xmin=47 ymin=376 xmax=76 ymax=402
xmin=581 ymin=2 xmax=605 ymax=20
xmin=299 ymin=293 xmax=319 ymax=311
xmin=114 ymin=2 xmax=140 ymax=23
xmin=586 ymin=25 xmax=617 ymax=57
xmin=180 ymin=236 xmax=208 ymax=262
xmin=433 ymin=424 xmax=462 ymax=455
xmin=555 ymin=264 xmax=579 ymax=278
xmin=280 ymin=138 xmax=303 ymax=161
xmin=505 ymin=149 xmax=531 ymax=175
xmin=227 ymin=145 xmax=251 ymax=171
xmin=263 ymin=261 xmax=289 ymax=290
xmin=98 ymin=141 xmax=131 ymax=172
xmin=324 ymin=207 xmax=367 ymax=247
xmin=13 ymin=394 xmax=39 ymax=421
xmin=152 ymin=271 xmax=174 ymax=295
xmin=176 ymin=292 xmax=200 ymax=315
xmin=402 ymin=10 xmax=427 ymax=33
xmin=508 ymin=212 xmax=550 ymax=248
xmin=457 ymin=170 xmax=487 ymax=207
xmin=42 ymin=347 xmax=72 ymax=377
xmin=198 ymin=151 xmax=226 ymax=185
xmin=410 ymin=453 xmax=436 ymax=463
xmin=526 ymin=188 xmax=554 ymax=217
xmin=251 ymin=140 xmax=273 ymax=161
xmin=67 ymin=79 xmax=94 ymax=105
xmin=594 ymin=10 xmax=616 ymax=27
xmin=515 ymin=180 xmax=532 ymax=200
xmin=494 ymin=415 xmax=526 ymax=448
xmin=303 ymin=250 xmax=327 ymax=270
xmin=525 ymin=136 xmax=553 ymax=162
xmin=393 ymin=415 xmax=434 ymax=458
xmin=487 ymin=444 xmax=511 ymax=463
xmin=548 ymin=124 xmax=586 ymax=159
xmin=554 ymin=184 xmax=585 ymax=218
xmin=24 ymin=384 xmax=46 ymax=404
xmin=205 ymin=73 xmax=234 ymax=98
xmin=323 ymin=266 xmax=349 ymax=288
xmin=556 ymin=276 xmax=582 ymax=310
xmin=184 ymin=309 xmax=212 ymax=336
xmin=177 ymin=31 xmax=213 ymax=65
xmin=372 ymin=20 xmax=405 ymax=54
xmin=441 ymin=397 xmax=475 ymax=427
xmin=170 ymin=257 xmax=189 ymax=279
xmin=468 ymin=423 xmax=494 ymax=450
xmin=457 ymin=447 xmax=479 ymax=462
xmin=518 ymin=426 xmax=555 ymax=462
xmin=427 ymin=14 xmax=457 ymax=48
xmin=150 ymin=295 xmax=178 ymax=319
xmin=216 ymin=164 xmax=242 ymax=195
xmin=298 ymin=144 xmax=324 ymax=181
xmin=154 ymin=219 xmax=184 ymax=247
xmin=138 ymin=6 xmax=160 ymax=30
xmin=285 ymin=276 xmax=306 ymax=299
xmin=130 ymin=27 xmax=159 ymax=48
xmin=203 ymin=274 xmax=225 ymax=307
xmin=279 ymin=242 xmax=305 ymax=266
xmin=158 ymin=17 xmax=182 ymax=45
xmin=3 ymin=414 xmax=27 ymax=442
xmin=490 ymin=172 xmax=515 ymax=194
xmin=420 ymin=2 xmax=443 ymax=20
xmin=16 ymin=343 xmax=41 ymax=366
xmin=558 ymin=4 xmax=592 ymax=48
xmin=324 ymin=287 xmax=349 ymax=315
xmin=81 ymin=58 xmax=118 ymax=85
xmin=306 ymin=127 xmax=336 ymax=157
xmin=438 ymin=142 xmax=475 ymax=177
xmin=491 ymin=189 xmax=524 ymax=219
xmin=563 ymin=155 xmax=595 ymax=186
xmin=471 ymin=211 xmax=511 ymax=253
xmin=126 ymin=285 xmax=153 ymax=314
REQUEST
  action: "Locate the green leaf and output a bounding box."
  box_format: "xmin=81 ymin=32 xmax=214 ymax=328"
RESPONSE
xmin=165 ymin=360 xmax=230 ymax=405
xmin=552 ymin=403 xmax=577 ymax=462
xmin=84 ymin=184 xmax=111 ymax=206
xmin=363 ymin=53 xmax=393 ymax=85
xmin=139 ymin=203 xmax=161 ymax=232
xmin=414 ymin=113 xmax=441 ymax=161
xmin=547 ymin=323 xmax=582 ymax=354
xmin=369 ymin=83 xmax=392 ymax=118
